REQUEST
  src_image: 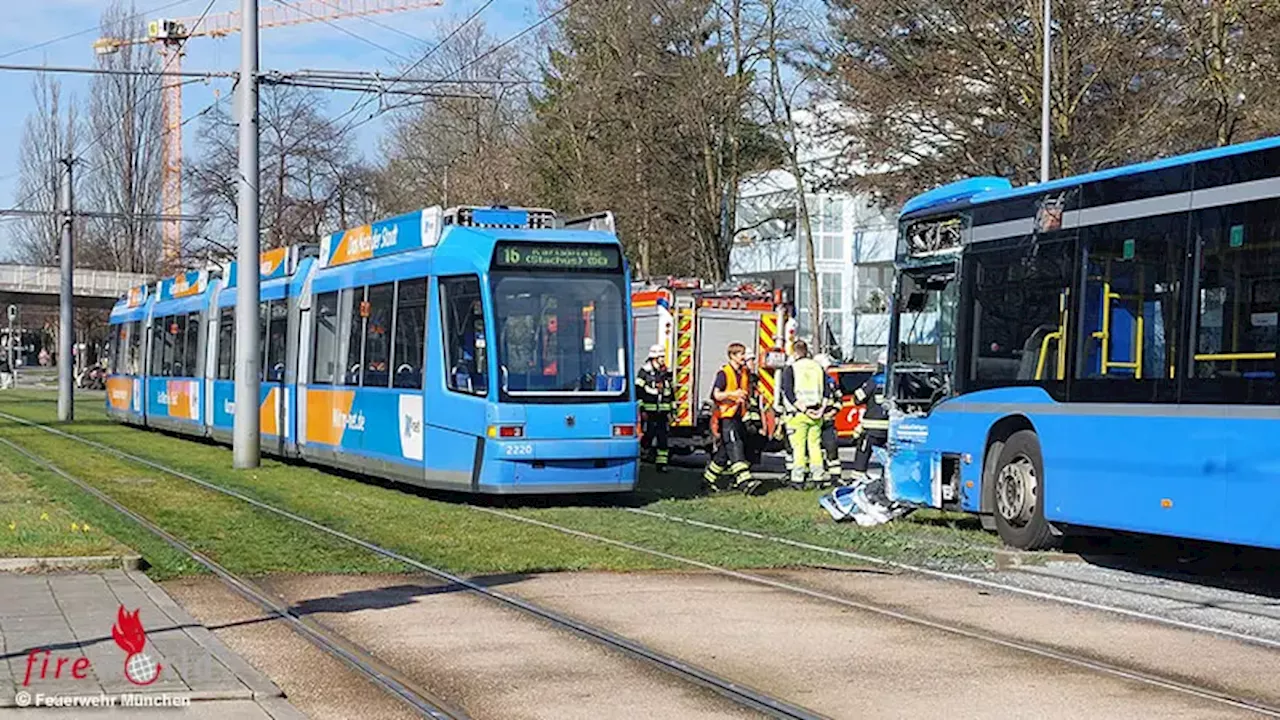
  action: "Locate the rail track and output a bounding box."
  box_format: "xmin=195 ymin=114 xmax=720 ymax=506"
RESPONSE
xmin=6 ymin=408 xmax=1280 ymax=717
xmin=0 ymin=411 xmax=824 ymax=720
xmin=0 ymin=435 xmax=464 ymax=720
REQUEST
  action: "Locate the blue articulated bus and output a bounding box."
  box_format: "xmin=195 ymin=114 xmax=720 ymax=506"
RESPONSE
xmin=106 ymin=205 xmax=639 ymax=495
xmin=884 ymin=137 xmax=1280 ymax=550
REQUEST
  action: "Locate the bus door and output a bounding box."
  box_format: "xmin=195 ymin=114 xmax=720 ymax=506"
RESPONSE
xmin=1076 ymin=222 xmax=1213 ymax=534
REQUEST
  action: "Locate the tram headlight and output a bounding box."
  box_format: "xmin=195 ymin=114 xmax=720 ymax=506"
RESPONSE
xmin=487 ymin=425 xmax=525 ymax=438
xmin=612 ymin=424 xmax=636 ymax=437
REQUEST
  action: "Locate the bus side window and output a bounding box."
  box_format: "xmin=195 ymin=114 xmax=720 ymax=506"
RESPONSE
xmin=441 ymin=276 xmax=487 ymax=396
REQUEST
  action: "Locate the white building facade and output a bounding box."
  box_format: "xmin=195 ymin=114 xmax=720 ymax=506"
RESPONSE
xmin=731 ymin=163 xmax=899 ymax=363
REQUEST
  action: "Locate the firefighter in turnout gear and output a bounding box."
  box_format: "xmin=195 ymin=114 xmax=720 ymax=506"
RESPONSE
xmin=637 ymin=344 xmax=673 ymax=472
xmin=815 ymin=354 xmax=845 ymax=486
xmin=704 ymin=343 xmax=763 ymax=495
xmin=779 ymin=340 xmax=829 ymax=488
xmin=742 ymin=352 xmax=766 ymax=465
xmin=850 ymin=350 xmax=890 ymax=483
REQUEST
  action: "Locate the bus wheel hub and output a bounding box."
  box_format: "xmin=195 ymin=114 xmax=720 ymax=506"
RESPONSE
xmin=996 ymin=455 xmax=1037 ymax=526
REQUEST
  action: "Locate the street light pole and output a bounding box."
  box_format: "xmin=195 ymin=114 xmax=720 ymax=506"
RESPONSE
xmin=1040 ymin=0 xmax=1052 ymax=183
xmin=232 ymin=0 xmax=261 ymax=469
xmin=58 ymin=155 xmax=74 ymax=422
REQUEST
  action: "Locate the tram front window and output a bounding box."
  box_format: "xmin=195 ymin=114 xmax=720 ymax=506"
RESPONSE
xmin=492 ymin=274 xmax=628 ymax=399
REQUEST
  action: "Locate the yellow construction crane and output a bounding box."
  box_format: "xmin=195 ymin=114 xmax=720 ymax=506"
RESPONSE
xmin=93 ymin=0 xmax=442 ymax=271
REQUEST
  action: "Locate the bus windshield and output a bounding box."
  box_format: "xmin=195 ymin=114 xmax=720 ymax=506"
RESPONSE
xmin=891 ymin=265 xmax=958 ymax=408
xmin=491 ymin=273 xmax=629 ymax=400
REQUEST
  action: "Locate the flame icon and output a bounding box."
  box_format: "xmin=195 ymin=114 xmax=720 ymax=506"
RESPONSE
xmin=111 ymin=605 xmax=162 ymax=686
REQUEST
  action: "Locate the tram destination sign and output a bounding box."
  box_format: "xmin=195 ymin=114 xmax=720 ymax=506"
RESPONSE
xmin=494 ymin=242 xmax=621 ymax=272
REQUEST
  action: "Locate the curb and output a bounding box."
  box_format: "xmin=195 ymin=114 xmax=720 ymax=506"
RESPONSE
xmin=0 ymin=554 xmax=142 ymax=573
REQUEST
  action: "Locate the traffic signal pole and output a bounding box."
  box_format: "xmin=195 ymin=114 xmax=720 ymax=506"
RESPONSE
xmin=232 ymin=0 xmax=261 ymax=469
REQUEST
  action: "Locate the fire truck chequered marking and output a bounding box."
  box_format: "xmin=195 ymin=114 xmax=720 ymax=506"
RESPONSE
xmin=675 ymin=308 xmax=695 ymax=426
xmin=756 ymin=314 xmax=777 ymax=408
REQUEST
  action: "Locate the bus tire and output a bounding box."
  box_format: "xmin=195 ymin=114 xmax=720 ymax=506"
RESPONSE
xmin=991 ymin=430 xmax=1056 ymax=550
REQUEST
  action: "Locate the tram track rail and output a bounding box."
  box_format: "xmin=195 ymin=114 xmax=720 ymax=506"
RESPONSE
xmin=470 ymin=505 xmax=1280 ymax=719
xmin=0 ymin=411 xmax=825 ymax=720
xmin=8 ymin=406 xmax=1280 ymax=717
xmin=0 ymin=435 xmax=464 ymax=720
xmin=622 ymin=507 xmax=1280 ymax=652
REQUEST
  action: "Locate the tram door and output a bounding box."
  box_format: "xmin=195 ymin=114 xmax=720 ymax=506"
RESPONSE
xmin=261 ymin=299 xmax=290 ymax=454
xmin=425 ymin=276 xmax=492 ymax=488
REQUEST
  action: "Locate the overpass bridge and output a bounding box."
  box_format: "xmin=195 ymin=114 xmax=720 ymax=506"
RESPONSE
xmin=0 ymin=264 xmax=152 ymax=310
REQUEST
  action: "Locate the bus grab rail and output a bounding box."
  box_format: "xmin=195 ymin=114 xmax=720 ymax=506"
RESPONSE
xmin=1193 ymin=352 xmax=1278 ymax=362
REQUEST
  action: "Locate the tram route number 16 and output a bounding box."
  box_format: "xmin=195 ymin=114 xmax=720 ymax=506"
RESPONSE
xmin=501 ymin=247 xmax=523 ymax=266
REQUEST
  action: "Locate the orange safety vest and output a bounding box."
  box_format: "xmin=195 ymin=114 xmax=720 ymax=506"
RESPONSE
xmin=715 ymin=363 xmax=749 ymax=420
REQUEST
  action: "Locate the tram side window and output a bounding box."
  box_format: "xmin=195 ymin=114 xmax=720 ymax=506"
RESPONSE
xmin=108 ymin=326 xmax=122 ymax=375
xmin=127 ymin=321 xmax=143 ymax=375
xmin=163 ymin=315 xmax=184 ymax=377
xmin=442 ymin=276 xmax=487 ymax=396
xmin=966 ymin=236 xmax=1074 ymax=394
xmin=257 ymin=301 xmax=269 ymax=382
xmin=150 ymin=320 xmax=165 ymax=375
xmin=184 ymin=312 xmax=201 ymax=377
xmin=393 ymin=280 xmax=427 ymax=389
xmin=266 ymin=301 xmax=288 ymax=382
xmin=216 ymin=308 xmax=234 ymax=380
xmin=311 ymin=292 xmax=339 ymax=385
xmin=362 ymin=284 xmax=394 ymax=387
xmin=1186 ymin=198 xmax=1280 ymax=404
xmin=1073 ymin=214 xmax=1184 ymax=402
xmin=341 ymin=288 xmax=366 ymax=386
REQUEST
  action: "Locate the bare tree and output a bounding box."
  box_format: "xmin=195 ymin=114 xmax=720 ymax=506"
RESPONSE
xmin=379 ymin=19 xmax=534 ymax=215
xmin=187 ymin=84 xmax=379 ymax=261
xmin=80 ymin=0 xmax=165 ymax=274
xmin=757 ymin=0 xmax=823 ymax=342
xmin=820 ymin=0 xmax=1201 ymax=202
xmin=10 ymin=73 xmax=79 ymax=265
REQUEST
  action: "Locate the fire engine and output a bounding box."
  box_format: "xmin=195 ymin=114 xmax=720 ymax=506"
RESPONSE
xmin=631 ymin=277 xmax=793 ymax=455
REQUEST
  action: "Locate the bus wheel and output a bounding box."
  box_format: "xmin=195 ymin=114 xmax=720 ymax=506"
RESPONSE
xmin=992 ymin=430 xmax=1056 ymax=550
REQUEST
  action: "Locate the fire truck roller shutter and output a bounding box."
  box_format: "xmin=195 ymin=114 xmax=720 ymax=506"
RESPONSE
xmin=633 ymin=311 xmax=659 ymax=369
xmin=694 ymin=310 xmax=759 ymax=418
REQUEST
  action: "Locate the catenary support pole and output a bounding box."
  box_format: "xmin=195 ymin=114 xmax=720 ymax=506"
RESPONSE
xmin=1040 ymin=0 xmax=1052 ymax=183
xmin=233 ymin=0 xmax=261 ymax=469
xmin=58 ymin=155 xmax=74 ymax=422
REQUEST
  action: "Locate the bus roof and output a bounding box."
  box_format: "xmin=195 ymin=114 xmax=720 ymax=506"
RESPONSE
xmin=900 ymin=135 xmax=1280 ymax=219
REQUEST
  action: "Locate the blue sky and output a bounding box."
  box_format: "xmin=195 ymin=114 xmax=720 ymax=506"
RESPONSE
xmin=0 ymin=0 xmax=539 ymax=258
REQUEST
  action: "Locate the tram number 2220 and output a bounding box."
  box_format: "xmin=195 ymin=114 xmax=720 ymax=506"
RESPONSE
xmin=502 ymin=443 xmax=534 ymax=457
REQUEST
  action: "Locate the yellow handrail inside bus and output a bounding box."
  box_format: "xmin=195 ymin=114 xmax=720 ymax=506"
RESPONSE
xmin=1035 ymin=331 xmax=1061 ymax=381
xmin=1194 ymin=352 xmax=1278 ymax=361
xmin=1034 ymin=289 xmax=1070 ymax=382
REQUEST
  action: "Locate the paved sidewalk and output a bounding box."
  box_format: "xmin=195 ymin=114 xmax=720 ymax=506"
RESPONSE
xmin=0 ymin=570 xmax=303 ymax=719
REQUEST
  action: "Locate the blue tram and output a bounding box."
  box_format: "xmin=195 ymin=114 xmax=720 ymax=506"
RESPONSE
xmin=105 ymin=206 xmax=640 ymax=494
